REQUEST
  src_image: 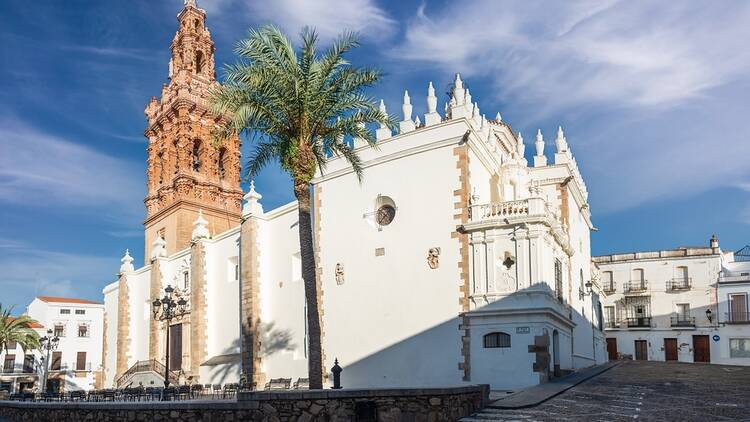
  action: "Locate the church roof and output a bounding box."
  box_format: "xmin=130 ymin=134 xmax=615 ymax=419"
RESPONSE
xmin=37 ymin=296 xmax=101 ymax=305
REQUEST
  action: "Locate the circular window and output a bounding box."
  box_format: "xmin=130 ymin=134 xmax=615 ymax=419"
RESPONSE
xmin=376 ymin=204 xmax=396 ymax=226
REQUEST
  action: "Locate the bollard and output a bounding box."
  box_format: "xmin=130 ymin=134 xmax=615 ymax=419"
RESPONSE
xmin=331 ymin=358 xmax=343 ymax=389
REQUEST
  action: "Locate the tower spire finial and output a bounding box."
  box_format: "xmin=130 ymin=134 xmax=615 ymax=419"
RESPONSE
xmin=184 ymin=0 xmax=197 ymax=7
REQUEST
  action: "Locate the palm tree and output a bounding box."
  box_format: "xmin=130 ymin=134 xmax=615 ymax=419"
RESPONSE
xmin=211 ymin=26 xmax=394 ymax=389
xmin=0 ymin=304 xmax=41 ymax=354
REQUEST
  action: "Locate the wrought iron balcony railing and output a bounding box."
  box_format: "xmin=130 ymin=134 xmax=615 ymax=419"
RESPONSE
xmin=602 ymin=284 xmax=616 ymax=294
xmin=666 ymin=278 xmax=691 ymax=292
xmin=725 ymin=312 xmax=750 ymax=324
xmin=670 ymin=316 xmax=696 ymax=327
xmin=625 ymin=317 xmax=651 ymax=328
xmin=623 ymin=281 xmax=648 ymax=294
xmin=603 ymin=320 xmax=618 ymax=329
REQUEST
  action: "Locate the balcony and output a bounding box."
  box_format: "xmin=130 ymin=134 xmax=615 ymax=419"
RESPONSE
xmin=623 ymin=281 xmax=649 ymax=294
xmin=602 ymin=284 xmax=616 ymax=294
xmin=603 ymin=320 xmax=618 ymax=329
xmin=1 ymin=366 xmax=15 ymax=374
xmin=670 ymin=316 xmax=696 ymax=327
xmin=665 ymin=278 xmax=691 ymax=292
xmin=625 ymin=317 xmax=651 ymax=328
xmin=725 ymin=312 xmax=750 ymax=324
xmin=719 ymin=273 xmax=750 ymax=284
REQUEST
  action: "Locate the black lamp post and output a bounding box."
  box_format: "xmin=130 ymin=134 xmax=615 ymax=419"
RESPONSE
xmin=705 ymin=308 xmax=713 ymax=324
xmin=39 ymin=328 xmax=60 ymax=393
xmin=152 ymin=285 xmax=188 ymax=398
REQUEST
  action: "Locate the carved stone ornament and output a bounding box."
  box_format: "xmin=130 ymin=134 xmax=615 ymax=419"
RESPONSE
xmin=427 ymin=247 xmax=441 ymax=269
xmin=335 ymin=263 xmax=345 ymax=285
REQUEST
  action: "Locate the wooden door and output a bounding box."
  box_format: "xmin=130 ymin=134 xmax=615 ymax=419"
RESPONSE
xmin=635 ymin=340 xmax=648 ymax=361
xmin=606 ymin=338 xmax=618 ymax=361
xmin=169 ymin=323 xmax=183 ymax=370
xmin=664 ymin=338 xmax=678 ymax=361
xmin=693 ymin=335 xmax=711 ymax=363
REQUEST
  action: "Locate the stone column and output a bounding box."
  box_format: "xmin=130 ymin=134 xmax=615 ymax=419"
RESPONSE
xmin=115 ymin=274 xmax=131 ymax=380
xmin=148 ymin=259 xmax=163 ymax=361
xmin=189 ymin=239 xmax=207 ymax=378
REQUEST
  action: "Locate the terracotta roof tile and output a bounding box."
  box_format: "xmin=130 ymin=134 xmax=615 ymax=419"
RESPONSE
xmin=37 ymin=296 xmax=101 ymax=305
xmin=7 ymin=317 xmax=44 ymax=329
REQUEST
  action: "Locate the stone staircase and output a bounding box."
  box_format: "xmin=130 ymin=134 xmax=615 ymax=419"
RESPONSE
xmin=116 ymin=359 xmax=179 ymax=388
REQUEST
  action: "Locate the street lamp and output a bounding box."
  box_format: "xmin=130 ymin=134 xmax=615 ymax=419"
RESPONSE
xmin=39 ymin=329 xmax=60 ymax=393
xmin=152 ymin=285 xmax=188 ymax=398
xmin=705 ymin=308 xmax=713 ymax=324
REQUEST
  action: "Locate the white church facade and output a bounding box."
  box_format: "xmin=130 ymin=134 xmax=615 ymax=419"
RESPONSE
xmin=101 ymin=1 xmax=607 ymax=391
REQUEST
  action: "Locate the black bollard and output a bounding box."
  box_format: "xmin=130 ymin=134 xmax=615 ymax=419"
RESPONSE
xmin=331 ymin=358 xmax=343 ymax=389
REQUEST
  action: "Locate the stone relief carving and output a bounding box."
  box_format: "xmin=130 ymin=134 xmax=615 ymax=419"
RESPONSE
xmin=427 ymin=247 xmax=441 ymax=269
xmin=335 ymin=263 xmax=345 ymax=285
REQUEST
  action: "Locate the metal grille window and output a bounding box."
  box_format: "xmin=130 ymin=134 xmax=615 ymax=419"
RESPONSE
xmin=54 ymin=324 xmax=65 ymax=338
xmin=483 ymin=332 xmax=511 ymax=348
xmin=75 ymin=309 xmax=85 ymax=315
xmin=78 ymin=324 xmax=89 ymax=338
xmin=60 ymin=309 xmax=70 ymax=315
xmin=3 ymin=355 xmax=15 ymax=373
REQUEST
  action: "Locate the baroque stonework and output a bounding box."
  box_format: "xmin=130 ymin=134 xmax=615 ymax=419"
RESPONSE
xmin=143 ymin=2 xmax=242 ymax=261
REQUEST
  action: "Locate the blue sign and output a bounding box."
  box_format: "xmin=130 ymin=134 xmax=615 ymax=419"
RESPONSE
xmin=713 ymin=335 xmax=720 ymax=342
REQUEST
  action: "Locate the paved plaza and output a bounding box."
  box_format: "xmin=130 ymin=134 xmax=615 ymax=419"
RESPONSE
xmin=463 ymin=361 xmax=750 ymax=421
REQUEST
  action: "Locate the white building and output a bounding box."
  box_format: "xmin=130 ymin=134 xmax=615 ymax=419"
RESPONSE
xmin=0 ymin=297 xmax=104 ymax=393
xmin=102 ymin=1 xmax=606 ymax=392
xmin=596 ymin=236 xmax=750 ymax=366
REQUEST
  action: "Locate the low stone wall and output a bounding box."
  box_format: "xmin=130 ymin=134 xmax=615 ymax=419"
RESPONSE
xmin=0 ymin=385 xmax=489 ymax=422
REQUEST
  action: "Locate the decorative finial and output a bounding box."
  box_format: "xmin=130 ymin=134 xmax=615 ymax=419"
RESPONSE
xmin=495 ymin=112 xmax=502 ymax=122
xmin=555 ymin=125 xmax=568 ymax=153
xmin=192 ymin=209 xmax=210 ymax=241
xmin=427 ymin=82 xmax=437 ymax=114
xmin=243 ymin=180 xmax=264 ymax=216
xmin=535 ymin=129 xmax=544 ymax=157
xmin=415 ymin=116 xmax=421 ymax=127
xmin=402 ymin=90 xmax=412 ymax=121
xmin=120 ymin=249 xmax=134 ymax=274
xmin=517 ymin=132 xmax=525 ymax=158
xmin=151 ymin=235 xmax=166 ymax=260
xmin=464 ymin=88 xmax=472 ymax=107
xmin=455 ymin=73 xmax=463 ymax=89
xmin=378 ymin=99 xmax=388 ymax=129
xmin=376 ymin=99 xmax=392 ymax=140
xmin=184 ymin=0 xmax=197 ymax=7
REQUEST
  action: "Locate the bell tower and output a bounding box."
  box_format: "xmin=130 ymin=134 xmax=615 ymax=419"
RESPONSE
xmin=143 ymin=0 xmax=242 ymax=262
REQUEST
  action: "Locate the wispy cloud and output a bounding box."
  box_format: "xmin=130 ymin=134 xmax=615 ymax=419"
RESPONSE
xmin=205 ymin=0 xmax=396 ymax=42
xmin=394 ymin=1 xmax=750 ymax=109
xmin=0 ymin=116 xmax=144 ymax=220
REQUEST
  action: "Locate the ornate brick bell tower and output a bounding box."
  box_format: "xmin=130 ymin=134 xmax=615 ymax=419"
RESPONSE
xmin=143 ymin=0 xmax=242 ymax=262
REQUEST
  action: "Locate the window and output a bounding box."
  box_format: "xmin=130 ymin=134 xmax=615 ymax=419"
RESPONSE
xmin=675 ymin=266 xmax=688 ymax=281
xmin=50 ymin=352 xmax=62 ymax=370
xmin=603 ymin=271 xmax=614 ymax=291
xmin=76 ymin=352 xmax=87 ymax=371
xmin=23 ymin=355 xmax=34 ymax=373
xmin=75 ymin=309 xmax=85 ymax=315
xmin=234 ymin=263 xmax=239 ymax=281
xmin=483 ymin=332 xmax=511 ymax=348
xmin=730 ymin=338 xmax=750 ymax=358
xmin=195 ymin=51 xmax=204 ymax=74
xmin=632 ymin=268 xmax=645 ymax=283
xmin=605 ymin=306 xmax=615 ymax=327
xmin=554 ymin=259 xmax=563 ymax=302
xmin=192 ymin=139 xmax=202 ymax=172
xmin=54 ymin=324 xmax=65 ymax=338
xmin=6 ymin=341 xmax=16 ymax=350
xmin=579 ymin=268 xmax=585 ymax=300
xmin=78 ymin=324 xmax=89 ymax=338
xmin=374 ymin=196 xmax=396 ymax=228
xmin=183 ymin=271 xmax=190 ymax=290
xmin=729 ymin=294 xmax=748 ymax=322
xmin=60 ymin=309 xmax=70 ymax=315
xmin=676 ymin=303 xmax=690 ymax=319
xmin=3 ymin=355 xmax=15 ymax=373
xmin=218 ymin=147 xmax=227 ymax=178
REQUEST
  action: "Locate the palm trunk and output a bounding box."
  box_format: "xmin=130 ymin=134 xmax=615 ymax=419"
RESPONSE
xmin=295 ymin=180 xmax=324 ymax=389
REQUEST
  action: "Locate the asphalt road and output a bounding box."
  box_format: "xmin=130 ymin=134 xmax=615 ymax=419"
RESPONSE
xmin=463 ymin=360 xmax=750 ymax=421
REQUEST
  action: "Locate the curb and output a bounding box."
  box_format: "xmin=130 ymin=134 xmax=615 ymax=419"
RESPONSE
xmin=488 ymin=361 xmax=621 ymax=409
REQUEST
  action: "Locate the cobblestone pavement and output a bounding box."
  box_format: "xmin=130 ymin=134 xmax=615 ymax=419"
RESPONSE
xmin=462 ymin=361 xmax=750 ymax=421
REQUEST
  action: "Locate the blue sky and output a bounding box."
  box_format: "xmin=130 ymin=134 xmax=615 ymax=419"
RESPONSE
xmin=1 ymin=0 xmax=749 ymax=309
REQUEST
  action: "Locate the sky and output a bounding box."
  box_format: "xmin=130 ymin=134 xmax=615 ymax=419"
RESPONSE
xmin=1 ymin=0 xmax=749 ymax=310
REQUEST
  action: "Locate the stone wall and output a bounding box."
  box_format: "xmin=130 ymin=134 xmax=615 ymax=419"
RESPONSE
xmin=0 ymin=385 xmax=488 ymax=422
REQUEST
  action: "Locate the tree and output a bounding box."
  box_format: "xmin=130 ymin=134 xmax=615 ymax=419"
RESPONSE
xmin=211 ymin=26 xmax=394 ymax=389
xmin=0 ymin=304 xmax=41 ymax=354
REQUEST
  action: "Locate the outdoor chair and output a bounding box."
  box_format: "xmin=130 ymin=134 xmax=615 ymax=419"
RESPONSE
xmin=163 ymin=386 xmax=177 ymax=401
xmin=264 ymin=378 xmax=291 ymax=391
xmin=222 ymin=383 xmax=238 ymax=399
xmin=102 ymin=389 xmax=117 ymax=401
xmin=176 ymin=385 xmax=191 ymax=400
xmin=69 ymin=390 xmax=86 ymax=401
xmin=292 ymin=378 xmax=309 ymax=390
xmin=144 ymin=387 xmax=161 ymax=401
xmin=211 ymin=384 xmax=222 ymax=399
xmin=190 ymin=384 xmax=203 ymax=399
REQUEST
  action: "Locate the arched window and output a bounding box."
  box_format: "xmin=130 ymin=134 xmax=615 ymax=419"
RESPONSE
xmin=195 ymin=51 xmax=204 ymax=74
xmin=156 ymin=152 xmax=164 ymax=184
xmin=483 ymin=332 xmax=511 ymax=348
xmin=194 ymin=19 xmax=200 ymax=30
xmin=218 ymin=147 xmax=227 ymax=178
xmin=192 ymin=140 xmax=202 ymax=172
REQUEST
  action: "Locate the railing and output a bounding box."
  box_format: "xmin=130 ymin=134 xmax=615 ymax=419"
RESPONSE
xmin=603 ymin=320 xmax=618 ymax=329
xmin=2 ymin=366 xmax=15 ymax=374
xmin=666 ymin=278 xmax=691 ymax=291
xmin=116 ymin=359 xmax=178 ymax=387
xmin=719 ymin=273 xmax=750 ymax=283
xmin=602 ymin=284 xmax=616 ymax=294
xmin=22 ymin=365 xmax=34 ymax=374
xmin=625 ymin=317 xmax=651 ymax=328
xmin=670 ymin=316 xmax=696 ymax=327
xmin=74 ymin=363 xmax=92 ymax=372
xmin=725 ymin=312 xmax=750 ymax=324
xmin=623 ymin=281 xmax=648 ymax=294
xmin=470 ymin=199 xmax=530 ymax=220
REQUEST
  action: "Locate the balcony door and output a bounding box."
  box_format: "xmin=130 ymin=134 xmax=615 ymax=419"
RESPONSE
xmin=169 ymin=323 xmax=183 ymax=370
xmin=729 ymin=294 xmax=747 ymax=322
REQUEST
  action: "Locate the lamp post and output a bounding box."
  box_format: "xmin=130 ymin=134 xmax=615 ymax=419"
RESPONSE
xmin=705 ymin=308 xmax=713 ymax=324
xmin=152 ymin=285 xmax=188 ymax=398
xmin=39 ymin=329 xmax=60 ymax=393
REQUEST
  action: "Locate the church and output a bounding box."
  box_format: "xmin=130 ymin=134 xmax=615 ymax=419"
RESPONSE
xmin=102 ymin=0 xmax=607 ymax=391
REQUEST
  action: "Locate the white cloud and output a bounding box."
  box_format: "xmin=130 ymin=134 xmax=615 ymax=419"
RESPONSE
xmin=0 ymin=116 xmax=144 ymax=220
xmin=394 ymin=1 xmax=750 ymax=109
xmin=205 ymin=0 xmax=396 ymax=42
